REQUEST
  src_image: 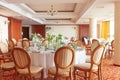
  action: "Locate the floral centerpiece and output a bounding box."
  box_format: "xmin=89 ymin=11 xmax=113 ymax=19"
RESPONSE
xmin=45 ymin=33 xmax=55 ymax=49
xmin=31 ymin=33 xmax=42 ymax=43
xmin=31 ymin=33 xmax=42 ymax=50
xmin=45 ymin=33 xmax=64 ymax=50
xmin=46 ymin=33 xmax=55 ymax=43
xmin=56 ymin=34 xmax=64 ymax=47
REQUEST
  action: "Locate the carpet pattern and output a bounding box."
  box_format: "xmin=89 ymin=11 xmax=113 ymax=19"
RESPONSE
xmin=1 ymin=59 xmax=120 ymax=80
xmin=75 ymin=59 xmax=120 ymax=80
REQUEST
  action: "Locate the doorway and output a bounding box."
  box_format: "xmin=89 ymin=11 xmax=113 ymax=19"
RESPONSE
xmin=22 ymin=27 xmax=29 ymax=39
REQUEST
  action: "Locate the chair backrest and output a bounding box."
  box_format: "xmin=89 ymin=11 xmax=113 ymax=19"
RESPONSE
xmin=0 ymin=42 xmax=13 ymax=62
xmin=54 ymin=46 xmax=75 ymax=70
xmin=0 ymin=42 xmax=8 ymax=53
xmin=91 ymin=39 xmax=100 ymax=52
xmin=23 ymin=38 xmax=28 ymax=40
xmin=111 ymin=40 xmax=114 ymax=49
xmin=22 ymin=40 xmax=30 ymax=49
xmin=70 ymin=37 xmax=76 ymax=42
xmin=91 ymin=45 xmax=104 ymax=65
xmin=12 ymin=38 xmax=17 ymax=46
xmin=42 ymin=40 xmax=48 ymax=46
xmin=12 ymin=47 xmax=31 ymax=69
xmin=84 ymin=38 xmax=88 ymax=45
xmin=75 ymin=40 xmax=81 ymax=47
xmin=8 ymin=39 xmax=15 ymax=52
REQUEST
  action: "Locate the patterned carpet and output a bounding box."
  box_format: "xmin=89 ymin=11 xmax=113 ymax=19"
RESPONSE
xmin=75 ymin=58 xmax=120 ymax=80
xmin=1 ymin=58 xmax=120 ymax=80
xmin=100 ymin=59 xmax=120 ymax=80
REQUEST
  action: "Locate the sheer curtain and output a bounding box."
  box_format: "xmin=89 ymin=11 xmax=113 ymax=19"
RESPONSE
xmin=0 ymin=16 xmax=8 ymax=44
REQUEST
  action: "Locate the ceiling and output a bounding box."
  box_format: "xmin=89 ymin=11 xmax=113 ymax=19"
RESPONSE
xmin=0 ymin=0 xmax=118 ymax=25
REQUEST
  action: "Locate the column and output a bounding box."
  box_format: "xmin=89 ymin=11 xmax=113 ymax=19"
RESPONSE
xmin=89 ymin=18 xmax=97 ymax=38
xmin=97 ymin=22 xmax=102 ymax=38
xmin=113 ymin=2 xmax=120 ymax=65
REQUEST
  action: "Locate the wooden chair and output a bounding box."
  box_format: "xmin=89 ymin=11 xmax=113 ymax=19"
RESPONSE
xmin=12 ymin=47 xmax=44 ymax=80
xmin=75 ymin=40 xmax=81 ymax=47
xmin=70 ymin=37 xmax=76 ymax=42
xmin=108 ymin=40 xmax=114 ymax=58
xmin=7 ymin=39 xmax=15 ymax=53
xmin=83 ymin=38 xmax=91 ymax=54
xmin=42 ymin=40 xmax=48 ymax=46
xmin=0 ymin=42 xmax=16 ymax=80
xmin=22 ymin=39 xmax=30 ymax=50
xmin=74 ymin=45 xmax=105 ymax=80
xmin=86 ymin=39 xmax=100 ymax=62
xmin=12 ymin=38 xmax=17 ymax=46
xmin=48 ymin=46 xmax=75 ymax=80
xmin=23 ymin=38 xmax=28 ymax=40
xmin=90 ymin=39 xmax=100 ymax=53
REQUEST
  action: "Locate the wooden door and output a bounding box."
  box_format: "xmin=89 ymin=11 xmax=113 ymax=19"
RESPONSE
xmin=79 ymin=24 xmax=89 ymax=40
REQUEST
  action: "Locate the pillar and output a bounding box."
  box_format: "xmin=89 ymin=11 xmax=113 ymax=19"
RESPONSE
xmin=113 ymin=2 xmax=120 ymax=65
xmin=89 ymin=18 xmax=97 ymax=38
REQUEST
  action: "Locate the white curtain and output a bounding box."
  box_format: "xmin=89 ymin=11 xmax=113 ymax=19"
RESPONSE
xmin=0 ymin=16 xmax=8 ymax=44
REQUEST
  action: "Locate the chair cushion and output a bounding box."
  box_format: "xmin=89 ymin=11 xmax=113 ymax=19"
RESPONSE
xmin=74 ymin=63 xmax=98 ymax=71
xmin=48 ymin=67 xmax=70 ymax=77
xmin=17 ymin=66 xmax=43 ymax=75
xmin=1 ymin=62 xmax=15 ymax=69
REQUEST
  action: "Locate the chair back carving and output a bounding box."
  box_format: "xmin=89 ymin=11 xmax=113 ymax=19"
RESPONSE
xmin=12 ymin=48 xmax=31 ymax=69
xmin=54 ymin=46 xmax=75 ymax=69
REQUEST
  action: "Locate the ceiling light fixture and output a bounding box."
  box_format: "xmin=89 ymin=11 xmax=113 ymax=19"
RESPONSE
xmin=48 ymin=5 xmax=57 ymax=16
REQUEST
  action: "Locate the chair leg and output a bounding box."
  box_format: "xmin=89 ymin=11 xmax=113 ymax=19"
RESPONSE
xmin=98 ymin=69 xmax=100 ymax=80
xmin=89 ymin=71 xmax=92 ymax=80
xmin=99 ymin=66 xmax=102 ymax=80
xmin=70 ymin=69 xmax=73 ymax=80
xmin=85 ymin=72 xmax=87 ymax=80
xmin=73 ymin=68 xmax=76 ymax=80
xmin=41 ymin=69 xmax=44 ymax=80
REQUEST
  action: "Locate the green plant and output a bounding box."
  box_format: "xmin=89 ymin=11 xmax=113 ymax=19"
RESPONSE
xmin=46 ymin=33 xmax=55 ymax=42
xmin=31 ymin=33 xmax=42 ymax=42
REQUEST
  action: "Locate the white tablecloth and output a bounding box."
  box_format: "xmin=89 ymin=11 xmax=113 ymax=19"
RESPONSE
xmin=29 ymin=48 xmax=86 ymax=78
xmin=75 ymin=48 xmax=86 ymax=64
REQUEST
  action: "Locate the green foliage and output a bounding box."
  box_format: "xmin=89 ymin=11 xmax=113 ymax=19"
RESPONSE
xmin=56 ymin=34 xmax=63 ymax=42
xmin=71 ymin=41 xmax=77 ymax=49
xmin=31 ymin=33 xmax=42 ymax=42
xmin=46 ymin=33 xmax=55 ymax=42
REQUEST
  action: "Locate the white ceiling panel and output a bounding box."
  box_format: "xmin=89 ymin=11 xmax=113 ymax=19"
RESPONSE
xmin=0 ymin=0 xmax=118 ymax=24
xmin=5 ymin=0 xmax=87 ymax=3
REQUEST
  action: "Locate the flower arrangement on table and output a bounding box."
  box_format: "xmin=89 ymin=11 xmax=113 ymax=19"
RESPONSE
xmin=31 ymin=33 xmax=42 ymax=43
xmin=45 ymin=33 xmax=55 ymax=49
xmin=45 ymin=33 xmax=64 ymax=50
xmin=31 ymin=33 xmax=42 ymax=49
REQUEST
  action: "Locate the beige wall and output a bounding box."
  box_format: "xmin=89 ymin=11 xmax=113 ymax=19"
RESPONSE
xmin=46 ymin=25 xmax=79 ymax=39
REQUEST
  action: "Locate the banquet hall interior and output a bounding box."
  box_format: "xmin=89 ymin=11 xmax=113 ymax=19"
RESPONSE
xmin=0 ymin=0 xmax=120 ymax=80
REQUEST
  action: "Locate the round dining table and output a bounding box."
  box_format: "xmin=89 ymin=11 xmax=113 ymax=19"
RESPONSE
xmin=29 ymin=47 xmax=86 ymax=78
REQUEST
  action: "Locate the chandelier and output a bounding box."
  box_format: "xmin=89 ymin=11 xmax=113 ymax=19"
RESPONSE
xmin=47 ymin=5 xmax=57 ymax=16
